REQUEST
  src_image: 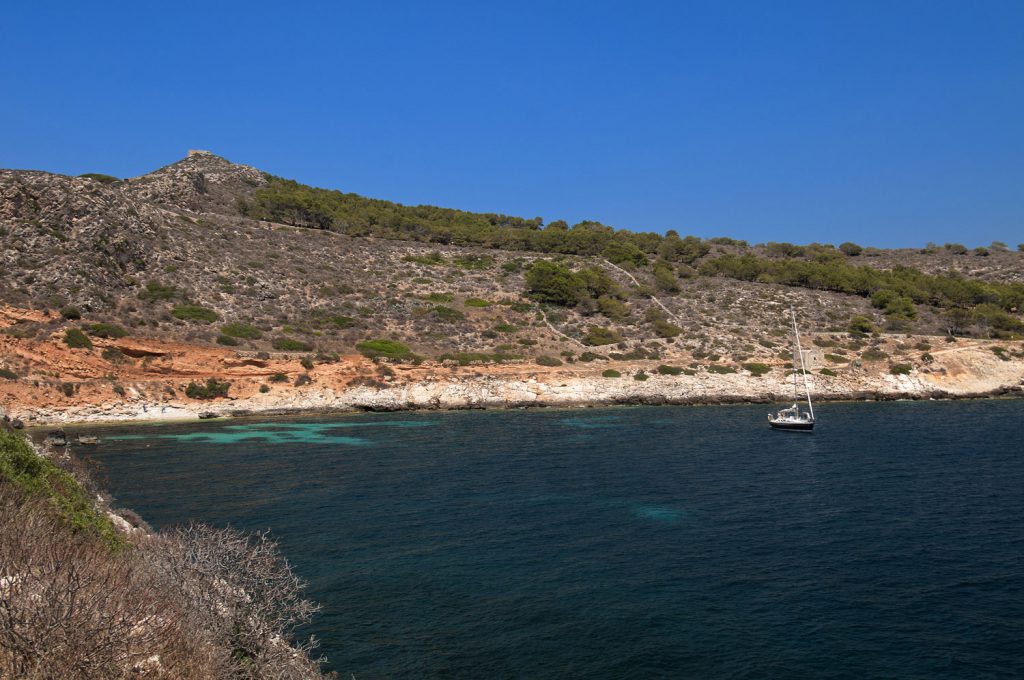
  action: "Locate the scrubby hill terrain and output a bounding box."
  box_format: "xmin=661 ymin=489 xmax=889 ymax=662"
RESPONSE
xmin=1 ymin=151 xmax=1022 ymax=423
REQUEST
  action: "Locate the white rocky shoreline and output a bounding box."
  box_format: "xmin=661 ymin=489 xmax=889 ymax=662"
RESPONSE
xmin=10 ymin=369 xmax=1024 ymax=427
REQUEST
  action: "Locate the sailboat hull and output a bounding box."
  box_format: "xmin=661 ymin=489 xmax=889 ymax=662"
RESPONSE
xmin=768 ymin=419 xmax=815 ymax=432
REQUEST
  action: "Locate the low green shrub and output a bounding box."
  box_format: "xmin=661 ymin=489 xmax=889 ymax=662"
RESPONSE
xmin=653 ymin=319 xmax=682 ymax=338
xmin=633 ymin=370 xmax=649 ymax=381
xmin=464 ymin=298 xmax=493 ymax=308
xmin=269 ymin=372 xmax=289 ymax=383
xmin=403 ymin=252 xmax=446 ymax=265
xmin=433 ymin=306 xmax=465 ymax=322
xmin=820 ymin=368 xmax=838 ymax=376
xmin=824 ymin=353 xmax=849 ymax=363
xmin=583 ymin=326 xmax=622 ymax=346
xmin=356 ymin=339 xmax=412 ymax=360
xmin=861 ymin=349 xmax=889 ymax=361
xmin=171 ymin=305 xmax=218 ymax=323
xmin=578 ymin=352 xmax=606 ymax=362
xmin=742 ymin=362 xmax=771 ymax=376
xmin=602 ymin=369 xmax=621 ymax=378
xmin=300 ymin=357 xmax=314 ymax=370
xmin=706 ymin=364 xmax=737 ymax=374
xmin=216 ymin=334 xmax=239 ymax=346
xmin=79 ymin=172 xmax=120 ymax=184
xmin=453 ymin=254 xmax=493 ymax=270
xmin=259 ymin=384 xmax=270 ymax=393
xmin=138 ymin=280 xmax=177 ymax=302
xmin=0 ymin=368 xmax=18 ymax=380
xmin=101 ymin=347 xmax=125 ymax=363
xmin=273 ymin=337 xmax=313 ymax=352
xmin=328 ymin=315 xmax=356 ymax=329
xmin=63 ymin=328 xmax=92 ymax=349
xmin=657 ymin=365 xmax=682 ymax=375
xmin=60 ymin=306 xmax=81 ymax=320
xmin=88 ymin=323 xmax=128 ymax=339
xmin=185 ymin=378 xmax=230 ymax=399
xmin=535 ymin=355 xmax=563 ymax=367
xmin=889 ymin=363 xmax=913 ymax=375
xmin=220 ymin=322 xmax=263 ymax=339
xmin=423 ymin=292 xmax=454 ymax=303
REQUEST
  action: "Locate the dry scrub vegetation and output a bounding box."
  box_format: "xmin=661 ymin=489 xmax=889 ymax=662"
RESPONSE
xmin=0 ymin=428 xmax=331 ymax=680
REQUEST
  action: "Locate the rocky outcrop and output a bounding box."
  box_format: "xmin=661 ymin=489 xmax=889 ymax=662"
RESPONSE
xmin=122 ymin=150 xmax=266 ymax=214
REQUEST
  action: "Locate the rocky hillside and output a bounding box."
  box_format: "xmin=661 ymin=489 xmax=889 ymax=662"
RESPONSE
xmin=1 ymin=151 xmax=1022 ymax=423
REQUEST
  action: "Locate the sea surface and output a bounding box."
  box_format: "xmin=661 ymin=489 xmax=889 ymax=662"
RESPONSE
xmin=79 ymin=401 xmax=1024 ymax=679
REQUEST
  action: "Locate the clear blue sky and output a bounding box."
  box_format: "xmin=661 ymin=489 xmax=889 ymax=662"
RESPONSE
xmin=3 ymin=1 xmax=1021 ymax=248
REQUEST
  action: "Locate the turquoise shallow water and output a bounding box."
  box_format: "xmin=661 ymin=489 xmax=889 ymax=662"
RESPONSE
xmin=80 ymin=401 xmax=1024 ymax=679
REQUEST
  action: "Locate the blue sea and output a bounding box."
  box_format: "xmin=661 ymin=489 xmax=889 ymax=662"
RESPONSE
xmin=79 ymin=401 xmax=1024 ymax=679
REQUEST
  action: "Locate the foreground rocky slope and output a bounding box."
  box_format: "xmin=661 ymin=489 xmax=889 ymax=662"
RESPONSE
xmin=2 ymin=152 xmax=1023 ymax=424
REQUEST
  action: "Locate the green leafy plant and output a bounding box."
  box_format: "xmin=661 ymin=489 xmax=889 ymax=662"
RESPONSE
xmin=535 ymin=355 xmax=563 ymax=367
xmin=601 ymin=369 xmax=621 ymax=378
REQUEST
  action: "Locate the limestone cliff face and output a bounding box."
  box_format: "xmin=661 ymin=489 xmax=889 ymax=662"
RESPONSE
xmin=10 ymin=344 xmax=1022 ymax=425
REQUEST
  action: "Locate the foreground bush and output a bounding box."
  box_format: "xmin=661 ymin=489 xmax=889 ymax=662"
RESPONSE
xmin=0 ymin=430 xmax=330 ymax=679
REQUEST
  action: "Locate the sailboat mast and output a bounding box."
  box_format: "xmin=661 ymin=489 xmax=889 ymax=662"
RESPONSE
xmin=790 ymin=307 xmax=815 ymax=419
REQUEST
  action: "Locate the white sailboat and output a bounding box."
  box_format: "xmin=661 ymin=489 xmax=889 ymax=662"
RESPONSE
xmin=768 ymin=307 xmax=815 ymax=432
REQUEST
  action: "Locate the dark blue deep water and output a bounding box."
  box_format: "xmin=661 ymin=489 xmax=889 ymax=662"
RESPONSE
xmin=79 ymin=401 xmax=1024 ymax=679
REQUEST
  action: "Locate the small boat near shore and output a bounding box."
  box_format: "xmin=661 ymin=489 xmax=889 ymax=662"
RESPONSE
xmin=769 ymin=307 xmax=816 ymax=432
